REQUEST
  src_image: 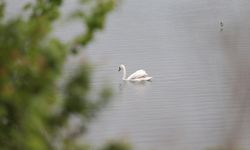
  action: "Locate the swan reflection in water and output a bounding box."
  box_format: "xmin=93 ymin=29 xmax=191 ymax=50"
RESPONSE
xmin=118 ymin=79 xmax=152 ymax=94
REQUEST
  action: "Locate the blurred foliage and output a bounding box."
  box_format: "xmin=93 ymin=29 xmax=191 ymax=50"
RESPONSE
xmin=101 ymin=141 xmax=132 ymax=150
xmin=0 ymin=0 xmax=130 ymax=150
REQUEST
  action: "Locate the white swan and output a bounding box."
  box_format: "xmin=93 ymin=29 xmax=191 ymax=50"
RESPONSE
xmin=118 ymin=64 xmax=152 ymax=81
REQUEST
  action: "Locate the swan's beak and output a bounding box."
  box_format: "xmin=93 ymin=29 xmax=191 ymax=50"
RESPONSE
xmin=118 ymin=67 xmax=121 ymax=71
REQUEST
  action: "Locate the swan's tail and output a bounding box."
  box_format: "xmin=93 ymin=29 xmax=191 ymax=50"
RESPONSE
xmin=145 ymin=77 xmax=152 ymax=81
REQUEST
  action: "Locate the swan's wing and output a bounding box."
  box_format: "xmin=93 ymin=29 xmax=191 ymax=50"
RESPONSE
xmin=127 ymin=69 xmax=148 ymax=80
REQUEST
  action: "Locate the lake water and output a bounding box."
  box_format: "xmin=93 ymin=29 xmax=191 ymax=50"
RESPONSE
xmin=8 ymin=0 xmax=250 ymax=150
xmin=82 ymin=1 xmax=250 ymax=150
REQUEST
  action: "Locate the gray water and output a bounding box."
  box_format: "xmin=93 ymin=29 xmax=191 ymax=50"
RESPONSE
xmin=8 ymin=0 xmax=250 ymax=150
xmin=82 ymin=1 xmax=250 ymax=150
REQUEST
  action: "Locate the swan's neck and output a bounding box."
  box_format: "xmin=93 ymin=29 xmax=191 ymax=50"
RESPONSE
xmin=121 ymin=66 xmax=127 ymax=80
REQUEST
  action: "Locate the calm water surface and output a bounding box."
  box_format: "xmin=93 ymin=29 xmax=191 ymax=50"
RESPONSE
xmin=8 ymin=0 xmax=250 ymax=150
xmin=82 ymin=1 xmax=250 ymax=150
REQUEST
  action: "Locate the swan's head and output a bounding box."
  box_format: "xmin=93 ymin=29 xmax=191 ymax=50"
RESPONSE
xmin=118 ymin=64 xmax=125 ymax=71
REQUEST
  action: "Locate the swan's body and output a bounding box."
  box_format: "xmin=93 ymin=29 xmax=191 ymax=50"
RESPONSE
xmin=118 ymin=64 xmax=152 ymax=81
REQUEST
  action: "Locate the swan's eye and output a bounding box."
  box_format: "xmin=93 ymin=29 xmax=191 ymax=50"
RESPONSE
xmin=118 ymin=67 xmax=121 ymax=71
